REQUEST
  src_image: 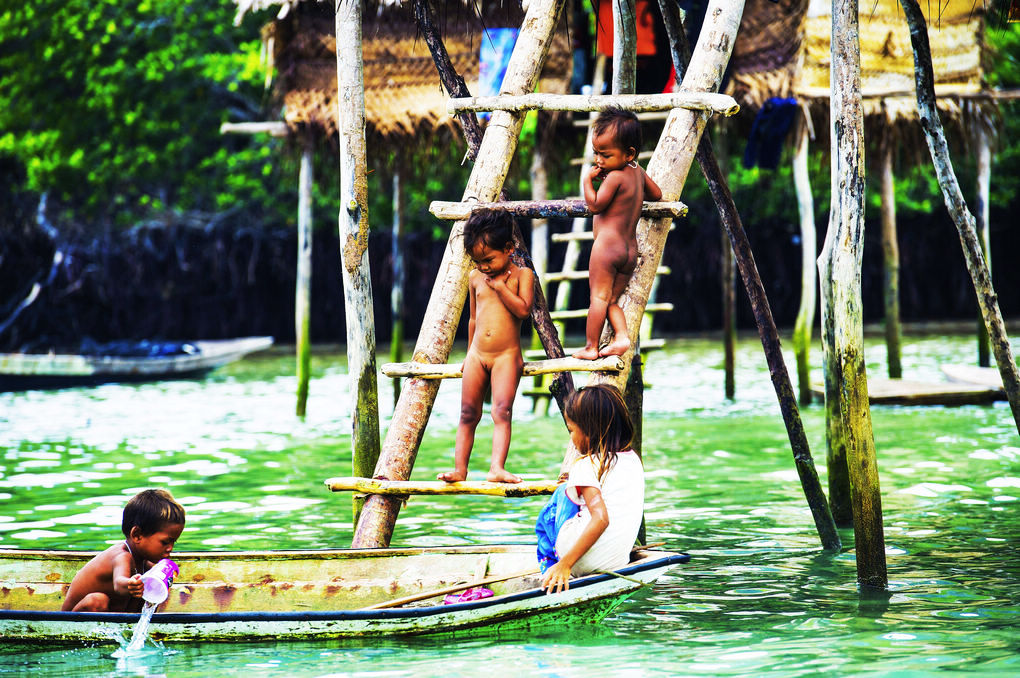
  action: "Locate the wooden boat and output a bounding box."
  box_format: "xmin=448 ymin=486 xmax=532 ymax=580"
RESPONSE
xmin=0 ymin=336 xmax=274 ymax=391
xmin=0 ymin=544 xmax=687 ymax=643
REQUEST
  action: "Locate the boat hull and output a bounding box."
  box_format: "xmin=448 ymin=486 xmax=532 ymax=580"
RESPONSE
xmin=0 ymin=545 xmax=686 ymax=642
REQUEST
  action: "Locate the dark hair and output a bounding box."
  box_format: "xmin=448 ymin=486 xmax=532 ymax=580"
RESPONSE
xmin=564 ymin=384 xmax=635 ymax=481
xmin=592 ymin=107 xmax=642 ymax=154
xmin=122 ymin=489 xmax=186 ymax=537
xmin=463 ymin=209 xmax=515 ymax=253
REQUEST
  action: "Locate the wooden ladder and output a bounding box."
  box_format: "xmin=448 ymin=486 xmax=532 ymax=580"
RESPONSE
xmin=342 ymin=0 xmax=743 ymax=547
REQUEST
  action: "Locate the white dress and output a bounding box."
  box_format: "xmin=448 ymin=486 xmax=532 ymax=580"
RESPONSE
xmin=554 ymin=450 xmax=645 ymax=575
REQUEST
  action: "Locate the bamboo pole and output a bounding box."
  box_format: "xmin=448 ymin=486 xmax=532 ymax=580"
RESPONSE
xmin=430 ymin=199 xmax=687 ymax=220
xmin=381 ymin=355 xmax=624 ymax=379
xmin=880 ymin=138 xmax=902 ymax=379
xmin=448 ymin=92 xmax=740 ymax=116
xmin=295 ymin=140 xmax=313 ymax=418
xmin=327 ymin=477 xmax=558 ymax=497
xmin=820 ymin=207 xmax=853 ymax=527
xmin=612 ymin=0 xmax=637 ymax=94
xmin=827 ymin=0 xmax=887 ymax=588
xmin=336 ymin=0 xmax=381 ymax=529
xmin=530 ymin=115 xmax=551 ymax=416
xmin=351 ymin=0 xmax=569 ymax=549
xmin=657 ymin=0 xmax=840 ymax=550
xmin=975 ymin=126 xmax=991 ymax=368
xmin=391 ymin=156 xmax=406 ymax=408
xmin=792 ymin=120 xmax=818 ymax=405
xmin=899 ymin=0 xmax=1020 ymax=433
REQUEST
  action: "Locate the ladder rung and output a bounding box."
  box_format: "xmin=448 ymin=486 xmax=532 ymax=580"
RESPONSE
xmin=381 ymin=355 xmax=624 ymax=379
xmin=448 ymin=93 xmax=739 ymax=117
xmin=524 ymin=337 xmax=666 ymax=360
xmin=544 ymin=266 xmax=670 ymax=282
xmin=572 ymin=111 xmax=670 ymax=127
xmin=551 ymin=222 xmax=676 ymax=242
xmin=324 ymin=477 xmax=558 ymax=497
xmin=549 ymin=303 xmax=674 ymax=321
xmin=571 ymin=150 xmax=652 ymax=166
xmin=430 ymin=199 xmax=687 ymax=221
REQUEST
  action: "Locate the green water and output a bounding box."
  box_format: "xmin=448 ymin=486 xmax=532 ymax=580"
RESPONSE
xmin=1 ymin=335 xmax=1018 ymax=676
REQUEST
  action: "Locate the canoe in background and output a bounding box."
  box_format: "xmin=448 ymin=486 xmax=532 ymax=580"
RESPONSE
xmin=0 ymin=336 xmax=273 ymax=391
xmin=0 ymin=544 xmax=688 ymax=642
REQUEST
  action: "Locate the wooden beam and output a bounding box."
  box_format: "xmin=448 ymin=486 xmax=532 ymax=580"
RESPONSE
xmin=326 ymin=477 xmax=558 ymax=497
xmin=794 ymin=85 xmax=1020 ymax=100
xmin=219 ymin=121 xmax=288 ymax=137
xmin=551 ymin=222 xmax=675 ymax=242
xmin=381 ymin=355 xmax=624 ymax=379
xmin=544 ymin=266 xmax=670 ymax=282
xmin=430 ymin=199 xmax=687 ymax=220
xmin=524 ymin=337 xmax=665 ymax=359
xmin=449 ymin=92 xmax=740 ymax=117
xmin=572 ymin=111 xmax=668 ymax=127
xmin=550 ymin=303 xmax=672 ymax=321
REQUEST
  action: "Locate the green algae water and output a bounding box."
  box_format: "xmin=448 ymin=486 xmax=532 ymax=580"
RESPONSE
xmin=1 ymin=334 xmax=1018 ymax=676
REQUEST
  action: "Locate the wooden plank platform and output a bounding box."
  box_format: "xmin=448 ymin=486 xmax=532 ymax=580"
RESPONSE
xmin=811 ymin=375 xmax=1006 ymax=406
xmin=324 ymin=477 xmax=559 ymax=497
xmin=940 ymin=364 xmax=1006 ymax=390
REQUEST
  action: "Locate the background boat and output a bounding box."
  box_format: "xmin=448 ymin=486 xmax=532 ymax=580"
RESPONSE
xmin=0 ymin=336 xmax=274 ymax=391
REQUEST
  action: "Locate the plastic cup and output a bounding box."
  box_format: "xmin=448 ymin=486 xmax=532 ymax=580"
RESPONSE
xmin=140 ymin=558 xmax=179 ymax=604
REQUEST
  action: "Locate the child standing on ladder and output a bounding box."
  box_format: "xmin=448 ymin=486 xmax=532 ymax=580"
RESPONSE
xmin=574 ymin=107 xmax=662 ymax=360
xmin=438 ymin=209 xmax=534 ymax=484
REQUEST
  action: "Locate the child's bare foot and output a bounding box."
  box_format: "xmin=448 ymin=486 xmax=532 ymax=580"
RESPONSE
xmin=573 ymin=346 xmax=600 ymax=360
xmin=598 ymin=336 xmax=631 ymax=357
xmin=486 ymin=468 xmax=522 ymax=483
xmin=437 ymin=470 xmax=467 ymax=482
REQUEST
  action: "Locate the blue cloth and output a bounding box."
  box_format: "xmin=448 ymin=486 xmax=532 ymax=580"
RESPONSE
xmin=742 ymin=97 xmax=799 ymax=170
xmin=479 ymin=28 xmax=519 ymax=121
xmin=535 ymin=484 xmax=580 ymax=573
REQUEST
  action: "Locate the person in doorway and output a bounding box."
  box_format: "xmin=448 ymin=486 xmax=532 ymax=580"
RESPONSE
xmin=541 ymin=384 xmax=645 ymax=592
xmin=438 ymin=209 xmax=534 ymax=484
xmin=61 ymin=489 xmax=185 ymax=612
xmin=574 ymin=107 xmax=662 ymax=360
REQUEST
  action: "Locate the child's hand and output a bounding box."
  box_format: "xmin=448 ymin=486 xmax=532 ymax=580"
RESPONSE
xmin=588 ymin=166 xmax=606 ymax=182
xmin=126 ymin=574 xmax=143 ymax=598
xmin=542 ymin=561 xmax=572 ymax=595
xmin=485 ymin=271 xmax=510 ymax=292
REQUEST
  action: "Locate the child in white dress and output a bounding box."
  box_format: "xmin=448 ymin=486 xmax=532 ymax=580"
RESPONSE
xmin=542 ymin=384 xmax=645 ymax=593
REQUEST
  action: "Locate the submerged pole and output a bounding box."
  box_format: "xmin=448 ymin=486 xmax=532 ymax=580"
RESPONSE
xmin=295 ymin=139 xmax=314 ymax=417
xmin=657 ymin=0 xmax=840 ymax=550
xmin=391 ymin=155 xmax=406 ymax=408
xmin=879 ymin=138 xmax=902 ymax=379
xmin=827 ymin=0 xmax=887 ymax=588
xmin=791 ymin=120 xmax=817 ymax=405
xmin=975 ymin=126 xmax=991 ymax=368
xmin=900 ymin=0 xmax=1020 ymax=433
xmin=352 ymin=0 xmax=568 ymax=548
xmin=336 ymin=0 xmax=381 ymax=528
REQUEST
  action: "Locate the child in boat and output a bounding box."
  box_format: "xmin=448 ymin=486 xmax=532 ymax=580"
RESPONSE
xmin=438 ymin=209 xmax=535 ymax=484
xmin=541 ymin=384 xmax=645 ymax=593
xmin=61 ymin=489 xmax=185 ymax=612
xmin=574 ymin=107 xmax=662 ymax=360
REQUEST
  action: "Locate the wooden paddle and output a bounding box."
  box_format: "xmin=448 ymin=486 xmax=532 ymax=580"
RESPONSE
xmin=362 ymin=543 xmax=667 ymax=610
xmin=362 ymin=567 xmax=540 ymax=610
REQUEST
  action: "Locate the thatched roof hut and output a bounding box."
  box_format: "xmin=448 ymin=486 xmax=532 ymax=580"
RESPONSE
xmin=234 ymin=0 xmax=571 ymax=149
xmin=725 ymin=0 xmax=998 ymax=146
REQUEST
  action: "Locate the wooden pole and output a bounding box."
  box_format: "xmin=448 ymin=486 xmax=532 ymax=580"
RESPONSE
xmin=430 ymin=199 xmax=687 ymax=220
xmin=336 ymin=0 xmax=381 ymax=529
xmin=722 ymin=222 xmax=736 ymax=400
xmin=975 ymin=125 xmax=992 ymax=368
xmin=880 ymin=137 xmax=902 ymax=379
xmin=448 ymin=91 xmax=739 ymax=116
xmin=612 ymin=0 xmax=637 ymax=95
xmin=899 ymin=0 xmax=1020 ymax=433
xmin=792 ymin=120 xmax=818 ymax=405
xmin=657 ymin=0 xmax=840 ymax=550
xmin=295 ymin=139 xmax=313 ymax=418
xmin=352 ymin=0 xmax=569 ymax=549
xmin=530 ymin=118 xmax=551 ymax=416
xmin=827 ymin=0 xmax=887 ymax=588
xmin=820 ymin=208 xmax=853 ymax=527
xmin=391 ymin=155 xmax=406 ymax=408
